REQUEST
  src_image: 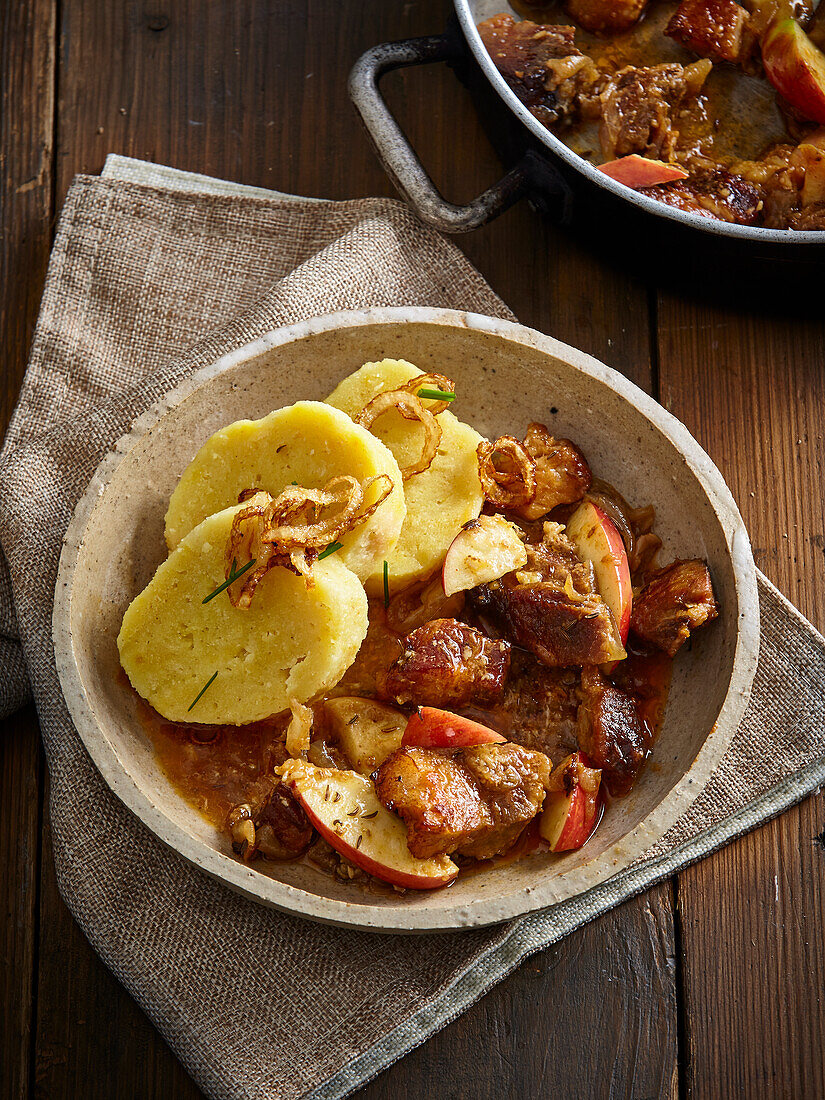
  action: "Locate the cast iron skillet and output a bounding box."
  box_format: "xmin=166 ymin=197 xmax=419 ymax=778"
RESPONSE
xmin=349 ymin=0 xmax=825 ymax=254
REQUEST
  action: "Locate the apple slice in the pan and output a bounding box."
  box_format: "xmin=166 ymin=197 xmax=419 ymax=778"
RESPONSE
xmin=762 ymin=19 xmax=825 ymax=125
xmin=598 ymin=154 xmax=689 ymax=188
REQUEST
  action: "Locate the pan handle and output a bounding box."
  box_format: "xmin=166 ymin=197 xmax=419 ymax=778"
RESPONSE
xmin=348 ymin=33 xmax=564 ymax=233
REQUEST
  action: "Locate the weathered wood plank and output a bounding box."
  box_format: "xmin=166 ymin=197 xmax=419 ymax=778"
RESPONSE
xmin=33 ymin=0 xmax=678 ymax=1096
xmin=0 ymin=0 xmax=56 ymax=1095
xmin=657 ymin=292 xmax=825 ymax=1098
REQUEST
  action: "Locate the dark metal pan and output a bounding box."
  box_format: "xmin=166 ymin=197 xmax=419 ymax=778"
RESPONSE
xmin=349 ymin=0 xmax=825 ymax=263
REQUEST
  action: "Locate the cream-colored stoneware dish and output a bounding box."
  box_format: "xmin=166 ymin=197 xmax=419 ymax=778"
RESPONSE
xmin=53 ymin=308 xmax=759 ymax=933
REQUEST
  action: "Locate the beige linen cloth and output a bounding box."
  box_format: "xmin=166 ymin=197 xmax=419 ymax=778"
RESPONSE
xmin=2 ymin=157 xmax=825 ymax=1100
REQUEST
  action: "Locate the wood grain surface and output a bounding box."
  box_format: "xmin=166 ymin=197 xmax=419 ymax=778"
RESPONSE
xmin=1 ymin=1 xmax=823 ymax=1098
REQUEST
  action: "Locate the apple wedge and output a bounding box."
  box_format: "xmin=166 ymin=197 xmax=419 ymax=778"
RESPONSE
xmin=598 ymin=154 xmax=689 ymax=189
xmin=539 ymin=752 xmax=603 ymax=853
xmin=762 ymin=19 xmax=825 ymax=125
xmin=403 ymin=706 xmax=507 ymax=748
xmin=324 ymin=697 xmax=407 ymax=775
xmin=280 ymin=759 xmax=458 ymax=889
xmin=442 ymin=514 xmax=527 ymax=597
xmin=566 ymin=500 xmax=632 ymax=644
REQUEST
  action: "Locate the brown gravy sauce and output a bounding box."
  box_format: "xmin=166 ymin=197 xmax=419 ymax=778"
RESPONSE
xmin=134 ymin=594 xmax=672 ymax=878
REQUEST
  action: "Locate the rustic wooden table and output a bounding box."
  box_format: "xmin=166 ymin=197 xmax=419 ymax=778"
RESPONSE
xmin=2 ymin=1 xmax=824 ymax=1096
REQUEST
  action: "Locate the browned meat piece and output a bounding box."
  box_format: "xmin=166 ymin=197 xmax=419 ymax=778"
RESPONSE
xmin=577 ymin=667 xmax=650 ymax=795
xmin=515 ymin=423 xmax=592 ymax=521
xmin=477 ymin=14 xmax=601 ymax=126
xmin=640 ymin=169 xmax=761 ymax=224
xmin=631 ymin=559 xmax=719 ymax=656
xmin=496 ymin=650 xmax=580 ymax=759
xmin=375 ymin=743 xmax=550 ymax=859
xmin=565 ymin=0 xmax=649 ymax=34
xmin=665 ymin=0 xmax=748 ymax=63
xmin=599 ymin=62 xmax=711 ymax=160
xmin=382 ymin=618 xmax=510 ymax=709
xmin=227 ymin=781 xmax=314 ymax=861
xmin=790 ymin=201 xmax=825 ymax=229
xmin=469 ymin=524 xmax=623 ymax=667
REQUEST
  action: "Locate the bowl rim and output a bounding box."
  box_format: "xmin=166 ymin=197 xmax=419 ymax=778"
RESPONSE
xmin=53 ymin=306 xmax=760 ymax=932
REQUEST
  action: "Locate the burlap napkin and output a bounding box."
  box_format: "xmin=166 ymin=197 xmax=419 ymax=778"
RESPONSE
xmin=2 ymin=158 xmax=824 ymax=1100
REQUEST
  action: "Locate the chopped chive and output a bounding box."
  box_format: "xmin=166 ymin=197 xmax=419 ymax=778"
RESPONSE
xmin=383 ymin=560 xmax=390 ymax=609
xmin=417 ymin=387 xmax=456 ymax=402
xmin=202 ymin=557 xmax=257 ymax=603
xmin=187 ymin=671 xmax=218 ymax=713
xmin=317 ymin=540 xmax=343 ymax=561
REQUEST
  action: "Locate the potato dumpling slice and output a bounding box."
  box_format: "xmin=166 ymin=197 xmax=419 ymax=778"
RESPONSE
xmin=164 ymin=401 xmax=405 ymax=583
xmin=118 ymin=503 xmax=368 ymax=724
xmin=326 ymin=360 xmax=484 ymax=593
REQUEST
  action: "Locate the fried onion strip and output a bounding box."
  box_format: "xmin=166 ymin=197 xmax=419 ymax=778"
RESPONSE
xmin=397 ymin=372 xmax=456 ymax=415
xmin=357 ymin=390 xmax=442 ymax=481
xmin=477 ymin=436 xmax=537 ymax=509
xmin=224 ymin=474 xmax=394 ymax=607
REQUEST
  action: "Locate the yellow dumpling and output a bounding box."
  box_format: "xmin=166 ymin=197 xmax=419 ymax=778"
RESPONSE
xmin=163 ymin=401 xmax=405 ymax=583
xmin=326 ymin=359 xmax=483 ymax=593
xmin=118 ymin=503 xmax=368 ymax=724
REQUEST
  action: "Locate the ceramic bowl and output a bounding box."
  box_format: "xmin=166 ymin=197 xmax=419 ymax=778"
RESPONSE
xmin=53 ymin=307 xmax=759 ymax=932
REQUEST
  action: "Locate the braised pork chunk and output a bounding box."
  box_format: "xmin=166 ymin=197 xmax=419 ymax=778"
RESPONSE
xmin=375 ymin=744 xmax=551 ymax=859
xmin=477 ymin=15 xmax=600 ymax=126
xmin=565 ymin=0 xmax=649 ymax=34
xmin=382 ymin=618 xmax=511 ymax=709
xmin=665 ymin=0 xmax=748 ymax=63
xmin=639 ymin=170 xmax=761 ymax=225
xmin=515 ymin=424 xmax=592 ymax=520
xmin=631 ymin=559 xmax=718 ymax=656
xmin=600 ymin=62 xmax=712 ymax=161
xmin=577 ymin=667 xmax=651 ymax=795
xmin=469 ymin=525 xmax=622 ymax=667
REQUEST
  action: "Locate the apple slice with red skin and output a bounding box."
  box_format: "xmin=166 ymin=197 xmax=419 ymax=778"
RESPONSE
xmin=281 ymin=759 xmax=458 ymax=889
xmin=403 ymin=706 xmax=507 ymax=749
xmin=442 ymin=514 xmax=527 ymax=597
xmin=598 ymin=155 xmax=689 ymax=188
xmin=762 ymin=19 xmax=825 ymax=125
xmin=539 ymin=752 xmax=603 ymax=853
xmin=566 ymin=500 xmax=632 ymax=644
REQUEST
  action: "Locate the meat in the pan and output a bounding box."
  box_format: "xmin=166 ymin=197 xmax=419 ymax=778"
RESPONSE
xmin=477 ymin=15 xmax=600 ymax=126
xmin=665 ymin=0 xmax=749 ymax=64
xmin=599 ymin=61 xmax=712 ymax=160
xmin=565 ymin=0 xmax=650 ymax=35
xmin=639 ymin=169 xmax=761 ymax=225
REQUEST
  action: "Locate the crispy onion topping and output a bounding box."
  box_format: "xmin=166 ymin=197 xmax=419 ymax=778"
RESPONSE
xmin=225 ymin=474 xmax=393 ymax=607
xmin=397 ymin=372 xmax=456 ymax=415
xmin=357 ymin=373 xmax=456 ymax=480
xmin=476 ymin=436 xmax=537 ymax=509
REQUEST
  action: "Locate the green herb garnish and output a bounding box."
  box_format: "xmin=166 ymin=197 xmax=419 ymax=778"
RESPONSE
xmin=188 ymin=671 xmax=218 ymax=713
xmin=383 ymin=560 xmax=390 ymax=609
xmin=317 ymin=541 xmax=343 ymax=561
xmin=417 ymin=387 xmax=455 ymax=402
xmin=202 ymin=558 xmax=257 ymax=604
